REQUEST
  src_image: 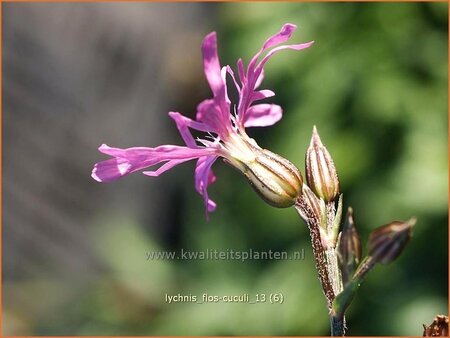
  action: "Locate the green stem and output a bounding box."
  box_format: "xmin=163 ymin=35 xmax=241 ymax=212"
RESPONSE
xmin=330 ymin=316 xmax=345 ymax=336
xmin=332 ymin=280 xmax=358 ymax=321
xmin=330 ymin=257 xmax=376 ymax=335
xmin=295 ymin=195 xmax=348 ymax=335
xmin=353 ymin=256 xmax=375 ymax=281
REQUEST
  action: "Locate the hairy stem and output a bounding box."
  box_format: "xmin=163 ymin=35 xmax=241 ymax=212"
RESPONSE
xmin=295 ymin=195 xmax=345 ymax=335
xmin=325 ymin=248 xmax=343 ymax=297
xmin=295 ymin=196 xmax=335 ymax=308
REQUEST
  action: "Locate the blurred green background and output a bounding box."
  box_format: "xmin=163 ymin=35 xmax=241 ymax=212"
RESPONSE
xmin=3 ymin=2 xmax=447 ymax=336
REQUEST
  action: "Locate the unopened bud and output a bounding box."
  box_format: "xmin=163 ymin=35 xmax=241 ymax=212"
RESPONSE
xmin=305 ymin=126 xmax=339 ymax=202
xmin=243 ymin=148 xmax=303 ymax=208
xmin=225 ymin=134 xmax=303 ymax=208
xmin=337 ymin=207 xmax=361 ymax=284
xmin=368 ymin=218 xmax=415 ymax=264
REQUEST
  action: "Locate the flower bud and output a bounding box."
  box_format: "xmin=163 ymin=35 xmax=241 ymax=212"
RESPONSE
xmin=223 ymin=133 xmax=302 ymax=208
xmin=368 ymin=218 xmax=415 ymax=264
xmin=337 ymin=207 xmax=361 ymax=284
xmin=243 ymin=147 xmax=303 ymax=208
xmin=305 ymin=126 xmax=339 ymax=202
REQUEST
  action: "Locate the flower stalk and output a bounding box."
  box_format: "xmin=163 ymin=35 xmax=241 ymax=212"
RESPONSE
xmin=295 ymin=190 xmax=345 ymax=334
xmin=295 ymin=193 xmax=336 ymax=307
xmin=329 ymin=219 xmax=415 ymax=335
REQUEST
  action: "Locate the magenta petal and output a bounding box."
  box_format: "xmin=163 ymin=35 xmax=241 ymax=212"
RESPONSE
xmin=244 ymin=104 xmax=282 ymax=128
xmin=97 ymin=144 xmax=126 ymax=157
xmin=196 ymin=99 xmax=222 ymax=133
xmin=195 ymin=155 xmax=218 ymax=216
xmin=237 ymin=25 xmax=313 ymax=128
xmin=202 ymin=32 xmax=223 ymax=96
xmin=92 ymin=157 xmax=132 ymax=182
xmin=98 ymin=144 xmax=215 ymax=161
xmin=259 ymin=41 xmax=315 ymax=70
xmin=143 ymin=158 xmax=192 ymax=177
xmin=247 ymin=24 xmax=297 ymax=79
xmin=237 ymin=58 xmax=245 ymax=86
xmin=254 ymin=68 xmax=265 ymax=89
xmin=169 ymin=112 xmax=210 ymax=148
xmin=226 ymin=65 xmax=241 ymax=93
xmin=262 ymin=23 xmax=297 ymax=50
xmin=196 ymin=97 xmax=231 ymax=139
xmin=251 ymin=41 xmax=314 ymax=90
xmin=92 ymin=144 xmax=217 ymax=183
xmin=251 ymin=89 xmax=275 ymax=102
xmin=201 ymin=33 xmax=232 ymax=138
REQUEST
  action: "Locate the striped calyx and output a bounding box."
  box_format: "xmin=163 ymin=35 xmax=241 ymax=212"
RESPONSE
xmin=224 ymin=134 xmax=303 ymax=208
xmin=305 ymin=126 xmax=339 ymax=202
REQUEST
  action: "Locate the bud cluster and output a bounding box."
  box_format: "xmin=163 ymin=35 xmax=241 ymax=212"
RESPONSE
xmin=298 ymin=126 xmax=414 ymax=311
xmin=294 ymin=125 xmax=415 ymax=333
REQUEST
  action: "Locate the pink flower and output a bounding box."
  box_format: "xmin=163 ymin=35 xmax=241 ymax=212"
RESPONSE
xmin=92 ymin=24 xmax=313 ymax=216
